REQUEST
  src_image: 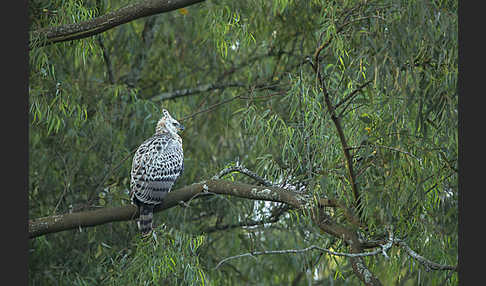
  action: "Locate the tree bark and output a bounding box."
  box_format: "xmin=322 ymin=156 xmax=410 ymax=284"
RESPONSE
xmin=312 ymin=207 xmax=383 ymax=286
xmin=29 ymin=179 xmax=305 ymax=238
xmin=29 ymin=0 xmax=206 ymax=49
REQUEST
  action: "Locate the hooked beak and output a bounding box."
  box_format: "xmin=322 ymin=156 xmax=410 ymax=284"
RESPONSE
xmin=177 ymin=122 xmax=185 ymax=131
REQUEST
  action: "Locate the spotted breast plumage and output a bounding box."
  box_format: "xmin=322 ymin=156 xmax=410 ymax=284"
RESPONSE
xmin=130 ymin=109 xmax=184 ymax=236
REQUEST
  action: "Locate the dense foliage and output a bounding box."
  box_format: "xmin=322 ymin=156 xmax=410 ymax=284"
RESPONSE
xmin=29 ymin=0 xmax=458 ymax=285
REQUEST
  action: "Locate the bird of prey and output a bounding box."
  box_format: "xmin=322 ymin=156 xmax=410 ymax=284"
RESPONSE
xmin=130 ymin=109 xmax=184 ymax=236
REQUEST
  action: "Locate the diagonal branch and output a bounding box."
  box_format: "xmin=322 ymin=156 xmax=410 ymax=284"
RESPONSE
xmin=309 ymin=51 xmax=363 ymax=218
xmin=306 ymin=10 xmax=385 ymax=221
xmin=29 ymin=0 xmax=206 ymax=49
xmin=397 ymin=241 xmax=457 ymax=272
xmin=307 ymin=8 xmax=389 ymax=221
xmin=335 ymin=79 xmax=372 ymax=113
xmin=29 ymin=179 xmax=305 ymax=238
xmin=150 ymin=82 xmax=246 ymax=102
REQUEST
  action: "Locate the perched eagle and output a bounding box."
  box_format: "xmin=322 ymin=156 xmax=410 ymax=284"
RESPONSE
xmin=130 ymin=109 xmax=184 ymax=236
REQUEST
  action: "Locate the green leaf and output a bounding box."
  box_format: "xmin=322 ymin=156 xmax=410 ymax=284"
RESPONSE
xmin=359 ymin=113 xmax=373 ymax=124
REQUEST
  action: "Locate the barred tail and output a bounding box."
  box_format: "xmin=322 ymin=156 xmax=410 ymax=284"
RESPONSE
xmin=137 ymin=203 xmax=154 ymax=236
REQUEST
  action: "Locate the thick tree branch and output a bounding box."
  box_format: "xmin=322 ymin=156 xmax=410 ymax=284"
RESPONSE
xmin=29 ymin=179 xmax=305 ymax=238
xmin=312 ymin=207 xmax=383 ymax=286
xmin=29 ymin=0 xmax=206 ymax=49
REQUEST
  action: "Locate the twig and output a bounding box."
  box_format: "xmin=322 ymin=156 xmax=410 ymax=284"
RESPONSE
xmin=374 ymin=144 xmax=421 ymax=163
xmin=179 ymin=83 xmax=285 ymax=121
xmin=239 ymin=91 xmax=286 ymax=100
xmin=397 ymin=241 xmax=457 ymax=272
xmin=180 ymin=94 xmax=242 ymax=121
xmin=53 ymin=184 xmax=69 ymax=215
xmin=439 ymin=269 xmax=456 ymax=285
xmin=341 ymin=15 xmax=386 ymax=27
xmin=347 ymin=143 xmax=421 ymax=163
xmin=203 ymin=211 xmax=284 ymax=233
xmin=438 ymin=151 xmax=458 ymax=173
xmin=97 ymin=36 xmax=115 ymax=84
xmin=213 ymin=163 xmax=275 ymax=187
xmin=335 ymin=80 xmax=372 ymax=112
xmin=380 ymin=229 xmax=394 ymax=260
xmin=215 ymin=241 xmax=393 ymax=269
xmin=150 ymin=82 xmax=246 ymax=102
xmin=313 ymin=15 xmax=384 ymax=65
xmin=52 ymin=151 xmax=72 ymax=214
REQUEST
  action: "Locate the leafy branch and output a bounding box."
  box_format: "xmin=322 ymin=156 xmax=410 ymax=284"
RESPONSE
xmin=307 ymin=36 xmax=363 ymax=219
xmin=214 ymin=244 xmax=390 ymax=270
xmin=215 ymin=231 xmax=456 ymax=276
xmin=29 ymin=0 xmax=206 ymax=49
